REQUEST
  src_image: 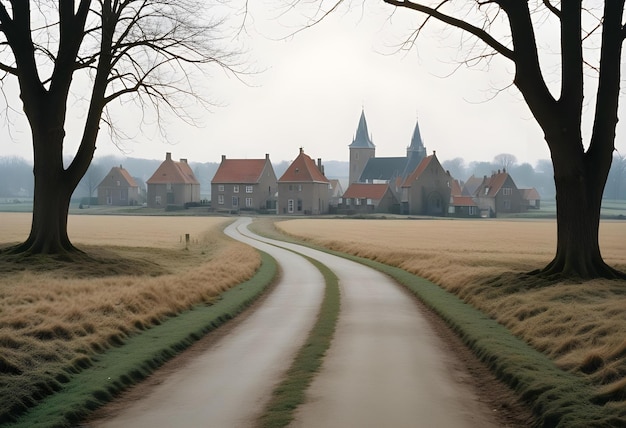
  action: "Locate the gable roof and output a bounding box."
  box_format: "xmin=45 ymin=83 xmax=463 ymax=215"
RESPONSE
xmin=212 ymin=157 xmax=271 ymax=184
xmin=359 ymin=157 xmax=407 ymax=182
xmin=451 ymin=196 xmax=478 ymax=207
xmin=98 ymin=166 xmax=138 ymax=188
xmin=521 ymin=188 xmax=541 ymax=200
xmin=462 ymin=175 xmax=483 ymax=196
xmin=146 ymin=153 xmax=200 ymax=185
xmin=450 ymin=179 xmax=463 ymax=197
xmin=329 ymin=179 xmax=344 ymax=197
xmin=343 ymin=183 xmax=390 ymax=200
xmin=278 ymin=148 xmax=329 ymax=183
xmin=349 ymin=109 xmax=375 ymax=149
xmin=476 ymin=171 xmax=514 ymax=197
xmin=401 ymin=154 xmax=435 ymax=187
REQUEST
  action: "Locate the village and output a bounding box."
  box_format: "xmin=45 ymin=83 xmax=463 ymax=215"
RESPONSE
xmin=96 ymin=110 xmax=541 ymax=218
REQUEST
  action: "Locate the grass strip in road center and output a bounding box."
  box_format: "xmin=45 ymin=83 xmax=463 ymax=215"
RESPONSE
xmin=6 ymin=251 xmax=278 ymax=428
xmin=257 ymin=255 xmax=340 ymax=428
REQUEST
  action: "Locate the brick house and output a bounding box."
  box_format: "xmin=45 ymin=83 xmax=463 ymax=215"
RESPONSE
xmin=400 ymin=152 xmax=451 ymax=216
xmin=339 ymin=183 xmax=398 ymax=214
xmin=278 ymin=148 xmax=330 ymax=215
xmin=211 ymin=154 xmax=277 ymax=212
xmin=146 ymin=152 xmax=200 ymax=208
xmin=474 ymin=169 xmax=523 ymax=217
xmin=448 ymin=179 xmax=480 ymax=218
xmin=97 ymin=165 xmax=140 ymax=206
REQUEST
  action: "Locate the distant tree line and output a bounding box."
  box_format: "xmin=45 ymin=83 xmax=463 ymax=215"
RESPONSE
xmin=1 ymin=153 xmax=624 ymax=202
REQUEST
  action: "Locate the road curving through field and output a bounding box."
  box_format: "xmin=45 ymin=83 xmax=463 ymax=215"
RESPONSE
xmin=93 ymin=217 xmax=500 ymax=427
xmin=92 ymin=218 xmax=325 ymax=428
xmin=238 ymin=217 xmax=500 ymax=428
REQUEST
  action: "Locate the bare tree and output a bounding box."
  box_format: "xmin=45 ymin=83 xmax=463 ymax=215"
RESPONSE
xmin=0 ymin=1 xmax=241 ymax=255
xmin=295 ymin=1 xmax=623 ymax=278
xmin=493 ymin=153 xmax=517 ymax=172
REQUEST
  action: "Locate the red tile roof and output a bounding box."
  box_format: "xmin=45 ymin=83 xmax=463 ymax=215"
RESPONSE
xmin=117 ymin=167 xmax=138 ymax=187
xmin=477 ymin=172 xmax=510 ymax=197
xmin=451 ymin=196 xmax=477 ymax=207
xmin=450 ymin=179 xmax=463 ymax=197
xmin=343 ymin=183 xmax=389 ymax=200
xmin=212 ymin=159 xmax=269 ymax=183
xmin=278 ymin=149 xmax=329 ymax=183
xmin=521 ymin=188 xmax=541 ymax=200
xmin=147 ymin=154 xmax=199 ymax=185
xmin=401 ymin=155 xmax=434 ymax=187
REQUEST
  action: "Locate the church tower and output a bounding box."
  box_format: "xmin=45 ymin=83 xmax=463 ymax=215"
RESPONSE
xmin=403 ymin=117 xmax=428 ymax=177
xmin=349 ymin=109 xmax=376 ymax=183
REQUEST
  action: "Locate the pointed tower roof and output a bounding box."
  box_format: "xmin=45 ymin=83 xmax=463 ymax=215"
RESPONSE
xmin=409 ymin=118 xmax=425 ymax=150
xmin=403 ymin=117 xmax=428 ymax=178
xmin=349 ymin=109 xmax=375 ymax=149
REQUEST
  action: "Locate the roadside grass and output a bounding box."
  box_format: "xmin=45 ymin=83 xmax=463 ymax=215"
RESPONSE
xmin=257 ymin=255 xmax=340 ymax=428
xmin=0 ymin=215 xmax=260 ymax=424
xmin=273 ymin=218 xmax=626 ymax=427
xmin=5 ymin=251 xmax=277 ymax=428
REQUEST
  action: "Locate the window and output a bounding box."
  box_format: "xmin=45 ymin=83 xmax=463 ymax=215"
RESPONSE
xmin=504 ymin=200 xmax=511 ymax=209
xmin=502 ymin=187 xmax=512 ymax=196
xmin=246 ymin=185 xmax=253 ymax=193
xmin=218 ymin=184 xmax=224 ymax=192
xmin=288 ymin=199 xmax=294 ymax=213
xmin=297 ymin=199 xmax=302 ymax=211
xmin=233 ymin=185 xmax=239 ymax=193
xmin=356 ymin=198 xmax=361 ymax=206
xmin=469 ymin=206 xmax=476 ymax=215
xmin=155 ymin=195 xmax=161 ymax=205
xmin=245 ymin=197 xmax=253 ymax=207
xmin=366 ymin=198 xmax=373 ymax=205
xmin=232 ymin=196 xmax=239 ymax=207
xmin=218 ymin=194 xmax=224 ymax=205
xmin=116 ymin=180 xmax=120 ymax=186
xmin=297 ymin=184 xmax=302 ymax=192
xmin=288 ymin=184 xmax=293 ymax=191
xmin=484 ymin=187 xmax=490 ymax=195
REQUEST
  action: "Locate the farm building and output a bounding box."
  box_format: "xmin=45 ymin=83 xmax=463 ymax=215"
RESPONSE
xmin=211 ymin=154 xmax=278 ymax=212
xmin=339 ymin=183 xmax=399 ymax=214
xmin=473 ymin=169 xmax=523 ymax=217
xmin=146 ymin=153 xmax=200 ymax=208
xmin=400 ymin=153 xmax=451 ymax=216
xmin=278 ymin=148 xmax=331 ymax=215
xmin=97 ymin=165 xmax=140 ymax=206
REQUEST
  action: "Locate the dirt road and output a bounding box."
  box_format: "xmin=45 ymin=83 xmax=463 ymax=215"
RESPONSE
xmin=92 ymin=217 xmax=500 ymax=427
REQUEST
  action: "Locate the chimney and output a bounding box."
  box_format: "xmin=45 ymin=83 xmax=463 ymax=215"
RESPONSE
xmin=265 ymin=153 xmax=270 ymax=160
xmin=221 ymin=155 xmax=226 ymax=162
xmin=433 ymin=150 xmax=436 ymax=156
xmin=299 ymin=147 xmax=304 ymax=155
xmin=180 ymin=158 xmax=187 ymax=164
xmin=166 ymin=152 xmax=172 ymax=161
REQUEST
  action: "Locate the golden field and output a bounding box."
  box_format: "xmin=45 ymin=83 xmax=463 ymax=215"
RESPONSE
xmin=0 ymin=213 xmax=260 ymax=419
xmin=276 ymin=218 xmax=626 ymax=396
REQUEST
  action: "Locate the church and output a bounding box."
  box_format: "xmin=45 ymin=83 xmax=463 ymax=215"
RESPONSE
xmin=349 ymin=109 xmax=428 ymax=186
xmin=343 ymin=109 xmax=451 ymax=216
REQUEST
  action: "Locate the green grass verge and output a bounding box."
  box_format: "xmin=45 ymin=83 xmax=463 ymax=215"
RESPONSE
xmin=312 ymin=249 xmax=624 ymax=428
xmin=257 ymin=255 xmax=340 ymax=428
xmin=4 ymin=251 xmax=277 ymax=428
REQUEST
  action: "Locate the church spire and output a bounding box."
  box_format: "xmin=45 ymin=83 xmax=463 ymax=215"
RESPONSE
xmin=409 ymin=117 xmax=425 ymax=151
xmin=349 ymin=109 xmax=375 ymax=149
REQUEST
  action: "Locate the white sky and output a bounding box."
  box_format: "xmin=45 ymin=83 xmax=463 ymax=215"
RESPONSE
xmin=1 ymin=2 xmax=623 ymax=167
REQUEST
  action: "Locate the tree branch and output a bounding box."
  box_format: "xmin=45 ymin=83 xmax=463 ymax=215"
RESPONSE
xmin=383 ymin=0 xmax=514 ymax=61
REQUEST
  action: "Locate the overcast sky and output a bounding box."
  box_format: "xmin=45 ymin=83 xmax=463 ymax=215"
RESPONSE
xmin=2 ymin=2 xmax=623 ymax=168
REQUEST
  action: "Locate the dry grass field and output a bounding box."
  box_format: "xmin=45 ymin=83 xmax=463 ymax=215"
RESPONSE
xmin=0 ymin=213 xmax=260 ymax=421
xmin=276 ymin=218 xmax=626 ymax=404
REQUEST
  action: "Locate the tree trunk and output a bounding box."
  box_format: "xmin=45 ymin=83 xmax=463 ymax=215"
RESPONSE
xmin=10 ymin=120 xmax=81 ymax=255
xmin=540 ymin=145 xmax=623 ymax=279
